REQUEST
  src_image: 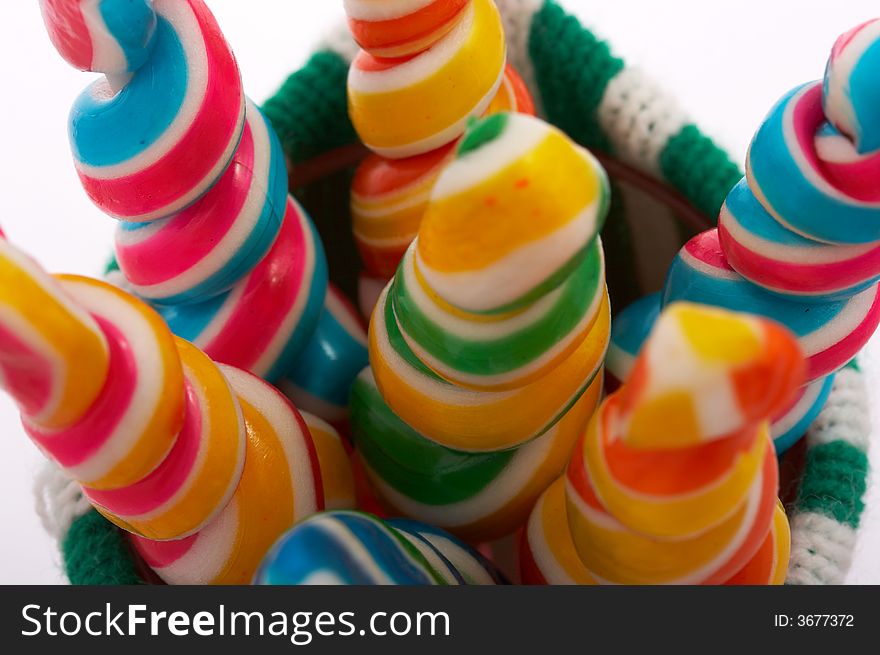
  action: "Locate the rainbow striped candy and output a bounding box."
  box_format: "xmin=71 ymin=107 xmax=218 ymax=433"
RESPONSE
xmin=39 ymin=0 xmax=157 ymax=74
xmin=42 ymin=1 xmax=332 ymax=390
xmin=65 ymin=0 xmax=245 ymax=222
xmin=114 ymin=101 xmax=288 ymax=304
xmin=0 ymin=238 xmax=354 ymax=583
xmin=558 ymin=303 xmax=802 ymax=585
xmin=351 ymin=368 xmax=602 ymax=542
xmin=607 ymin=291 xmax=835 ymax=453
xmin=344 ymin=0 xmax=471 ymax=58
xmin=131 ymin=367 xmax=331 ymax=585
xmin=416 ymin=113 xmax=609 ymax=315
xmin=280 ymin=285 xmax=369 ymax=429
xmin=157 ymin=198 xmax=328 ymax=383
xmin=254 ymin=511 xmax=503 ymax=586
xmin=347 ymin=0 xmax=506 ymax=159
xmin=664 ymin=230 xmax=880 ymax=383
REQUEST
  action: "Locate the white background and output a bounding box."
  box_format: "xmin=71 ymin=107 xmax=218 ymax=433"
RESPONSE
xmin=0 ymin=0 xmax=878 ymax=583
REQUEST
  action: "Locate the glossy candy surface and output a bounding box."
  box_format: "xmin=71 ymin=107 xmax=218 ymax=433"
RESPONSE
xmin=351 ymin=368 xmax=602 ymax=541
xmin=40 ymin=0 xmax=158 ymax=75
xmin=366 ymin=114 xmax=611 ymax=454
xmin=607 ymin=291 xmax=835 ymax=453
xmin=41 ymin=0 xmax=330 ymax=386
xmin=664 ymin=230 xmax=880 ymax=384
xmin=347 ymin=0 xmax=506 ymax=159
xmin=131 ymin=366 xmax=329 ymax=584
xmin=280 ymin=285 xmax=369 ymax=429
xmin=254 ymin=511 xmax=502 ymax=585
xmin=64 ymin=0 xmax=246 ymax=222
xmin=560 ymin=303 xmax=801 ymax=584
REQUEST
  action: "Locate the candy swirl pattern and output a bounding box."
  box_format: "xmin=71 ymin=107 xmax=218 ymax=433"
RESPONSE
xmin=0 ymin=237 xmax=353 ymax=584
xmin=347 ymin=0 xmax=507 ymax=159
xmin=40 ymin=0 xmax=328 ymax=383
xmin=606 ymin=292 xmax=836 ymax=453
xmin=720 ymin=20 xmax=880 ymax=299
xmin=347 ymin=1 xmax=536 ymax=287
xmin=254 ymin=511 xmax=503 ymax=585
xmin=351 ymin=113 xmax=610 ymax=541
xmin=522 ymin=303 xmax=799 ymax=585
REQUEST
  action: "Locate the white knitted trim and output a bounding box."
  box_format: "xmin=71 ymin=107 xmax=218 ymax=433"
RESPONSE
xmin=597 ymin=67 xmax=690 ymax=174
xmin=786 ymin=512 xmax=857 ymax=585
xmin=495 ymin=0 xmax=545 ymax=116
xmin=33 ymin=462 xmax=90 ymax=545
xmin=805 ymin=367 xmax=871 ymax=452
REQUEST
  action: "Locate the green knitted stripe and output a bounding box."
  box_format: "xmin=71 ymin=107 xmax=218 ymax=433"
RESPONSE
xmin=658 ymin=125 xmax=742 ymax=220
xmin=796 ymin=441 xmax=868 ymax=529
xmin=528 ymin=1 xmax=623 ymax=153
xmin=262 ymin=51 xmax=357 ymax=165
xmin=63 ymin=510 xmax=142 ymax=585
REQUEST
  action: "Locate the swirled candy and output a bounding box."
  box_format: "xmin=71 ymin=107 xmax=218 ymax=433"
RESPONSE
xmin=352 ymin=143 xmax=456 ymax=279
xmin=39 ymin=0 xmax=157 ymax=74
xmin=279 ymin=285 xmax=369 ymax=429
xmin=63 ymin=0 xmax=245 ymax=222
xmin=114 ymin=101 xmax=288 ymax=304
xmin=416 ymin=113 xmax=608 ymax=315
xmin=366 ymin=114 xmax=611 ymax=452
xmin=344 ymin=0 xmax=471 ymax=58
xmin=824 ymin=19 xmax=880 ymax=153
xmin=131 ymin=367 xmax=328 ymax=584
xmin=745 ymin=21 xmax=880 ymax=245
xmin=351 ymin=368 xmax=602 ymax=542
xmin=608 ymin=290 xmax=835 ymax=453
xmin=664 ymin=230 xmax=880 ymax=383
xmin=254 ymin=511 xmax=502 ymax=585
xmin=719 ymin=179 xmax=880 ymax=303
xmin=157 ymin=198 xmax=328 ymax=383
xmin=347 ymin=0 xmax=506 ymax=159
xmin=557 ymin=303 xmax=801 ymax=585
xmin=0 ymin=238 xmax=354 ymax=583
xmin=42 ymin=1 xmax=331 ymax=390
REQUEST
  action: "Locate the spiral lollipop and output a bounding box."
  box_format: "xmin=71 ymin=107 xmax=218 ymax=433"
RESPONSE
xmin=606 ymin=291 xmax=836 ymax=453
xmin=255 ymin=511 xmax=504 ymax=585
xmin=717 ymin=20 xmax=880 ymax=301
xmin=0 ymin=237 xmax=353 ymax=584
xmin=350 ymin=113 xmax=610 ymax=540
xmin=347 ymin=1 xmax=536 ymax=297
xmin=523 ymin=303 xmax=800 ymax=585
xmin=39 ymin=0 xmax=328 ymax=383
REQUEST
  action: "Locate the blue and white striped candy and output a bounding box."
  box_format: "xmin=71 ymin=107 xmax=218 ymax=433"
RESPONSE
xmin=280 ymin=285 xmax=369 ymax=427
xmin=40 ymin=0 xmax=157 ymax=75
xmin=254 ymin=511 xmax=500 ymax=585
